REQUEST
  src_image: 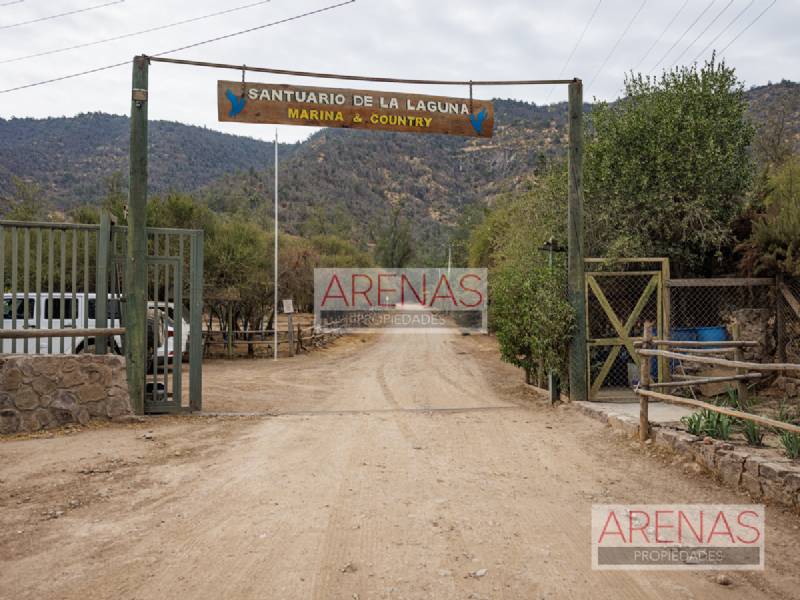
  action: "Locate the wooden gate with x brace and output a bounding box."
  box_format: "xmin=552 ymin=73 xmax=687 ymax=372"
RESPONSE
xmin=585 ymin=258 xmax=669 ymax=401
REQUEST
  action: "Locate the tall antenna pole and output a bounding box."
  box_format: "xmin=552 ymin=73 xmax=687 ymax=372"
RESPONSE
xmin=273 ymin=129 xmax=279 ymax=361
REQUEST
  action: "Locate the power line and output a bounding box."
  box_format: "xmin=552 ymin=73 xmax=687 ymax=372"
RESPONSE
xmin=720 ymin=0 xmax=777 ymax=53
xmin=649 ymin=0 xmax=716 ymax=73
xmin=1 ymin=0 xmax=276 ymax=64
xmin=0 ymin=0 xmax=123 ymax=30
xmin=0 ymin=0 xmax=25 ymax=7
xmin=671 ymin=0 xmax=734 ymax=66
xmin=632 ymin=0 xmax=689 ymax=71
xmin=0 ymin=0 xmax=356 ymax=94
xmin=691 ymin=0 xmax=755 ymax=62
xmin=545 ymin=0 xmax=603 ymax=101
xmin=588 ymin=0 xmax=647 ymax=88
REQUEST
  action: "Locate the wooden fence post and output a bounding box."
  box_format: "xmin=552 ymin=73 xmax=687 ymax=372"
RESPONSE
xmin=287 ymin=312 xmax=295 ymax=357
xmin=639 ymin=320 xmax=652 ymax=442
xmin=732 ymin=321 xmax=748 ymax=405
xmin=776 ymin=274 xmax=786 ymax=363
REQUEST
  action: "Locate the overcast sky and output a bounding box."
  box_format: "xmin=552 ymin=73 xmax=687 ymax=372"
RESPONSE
xmin=0 ymin=0 xmax=796 ymax=143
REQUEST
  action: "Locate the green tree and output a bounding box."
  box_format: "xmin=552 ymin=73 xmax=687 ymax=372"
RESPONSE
xmin=585 ymin=57 xmax=754 ymax=275
xmin=1 ymin=177 xmax=48 ymax=220
xmin=375 ymin=207 xmax=414 ymax=267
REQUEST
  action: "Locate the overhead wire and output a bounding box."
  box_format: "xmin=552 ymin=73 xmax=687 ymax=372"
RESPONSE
xmin=588 ymin=0 xmax=647 ymax=88
xmin=649 ymin=0 xmax=716 ymax=73
xmin=691 ymin=0 xmax=755 ymax=62
xmin=0 ymin=0 xmax=356 ymax=94
xmin=0 ymin=0 xmax=123 ymax=30
xmin=719 ymin=0 xmax=777 ymax=53
xmin=0 ymin=0 xmax=25 ymax=7
xmin=544 ymin=0 xmax=603 ymax=101
xmin=632 ymin=0 xmax=689 ymax=71
xmin=1 ymin=0 xmax=277 ymax=65
xmin=670 ymin=0 xmax=734 ymax=66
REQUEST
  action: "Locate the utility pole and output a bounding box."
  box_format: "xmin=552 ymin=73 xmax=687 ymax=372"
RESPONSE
xmin=567 ymin=79 xmax=587 ymax=402
xmin=273 ymin=129 xmax=279 ymax=361
xmin=127 ymin=55 xmax=149 ymax=414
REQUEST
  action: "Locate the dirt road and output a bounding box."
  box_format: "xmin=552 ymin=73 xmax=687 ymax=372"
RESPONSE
xmin=2 ymin=331 xmax=800 ymax=599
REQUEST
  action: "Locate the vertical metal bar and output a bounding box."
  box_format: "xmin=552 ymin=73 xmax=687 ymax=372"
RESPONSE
xmin=96 ymin=213 xmax=110 ymax=354
xmin=173 ymin=258 xmax=182 ymax=407
xmin=152 ymin=231 xmax=159 ymax=395
xmin=22 ymin=227 xmax=29 ymax=353
xmin=47 ymin=229 xmax=54 ymax=354
xmin=35 ymin=229 xmax=42 ymax=353
xmin=0 ymin=226 xmax=4 ymax=343
xmin=83 ymin=230 xmax=89 ymax=332
xmin=189 ymin=230 xmax=203 ymax=411
xmin=71 ymin=229 xmax=78 ymax=353
xmin=127 ymin=55 xmax=149 ymax=415
xmin=567 ymin=80 xmax=587 ymax=402
xmin=11 ymin=227 xmax=18 ymax=353
xmin=59 ymin=229 xmax=66 ymax=353
xmin=163 ymin=235 xmax=170 ymax=394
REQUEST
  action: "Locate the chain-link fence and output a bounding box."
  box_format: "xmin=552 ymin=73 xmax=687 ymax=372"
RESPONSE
xmin=777 ymin=276 xmax=800 ymax=364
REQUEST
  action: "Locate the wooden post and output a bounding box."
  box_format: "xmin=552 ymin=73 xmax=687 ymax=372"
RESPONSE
xmin=127 ymin=55 xmax=149 ymax=415
xmin=732 ymin=321 xmax=748 ymax=406
xmin=287 ymin=312 xmax=295 ymax=357
xmin=639 ymin=320 xmax=652 ymax=441
xmin=776 ymin=275 xmax=786 ymax=363
xmin=227 ymin=303 xmax=233 ymax=359
xmin=567 ymin=79 xmax=587 ymax=402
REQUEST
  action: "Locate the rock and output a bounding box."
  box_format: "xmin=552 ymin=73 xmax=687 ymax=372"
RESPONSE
xmin=31 ymin=376 xmax=57 ymax=396
xmin=50 ymin=390 xmax=80 ymax=424
xmin=469 ymin=568 xmax=488 ymax=578
xmin=143 ymin=432 xmax=154 ymax=440
xmin=106 ymin=396 xmax=132 ymax=418
xmin=0 ymin=367 xmax=23 ymax=391
xmin=13 ymin=387 xmax=40 ymax=411
xmin=703 ymin=436 xmax=714 ymax=445
xmin=0 ymin=392 xmax=13 ymax=410
xmin=77 ymin=383 xmax=107 ymax=404
xmin=340 ymin=562 xmax=357 ymax=573
xmin=716 ymin=574 xmax=733 ymax=586
xmin=0 ymin=408 xmax=20 ymax=434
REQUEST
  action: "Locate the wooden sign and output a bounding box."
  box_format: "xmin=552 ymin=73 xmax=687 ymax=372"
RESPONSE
xmin=217 ymin=81 xmax=493 ymax=138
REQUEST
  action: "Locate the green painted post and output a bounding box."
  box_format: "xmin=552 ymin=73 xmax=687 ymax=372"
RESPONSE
xmin=189 ymin=230 xmax=204 ymax=411
xmin=127 ymin=55 xmax=149 ymax=415
xmin=95 ymin=212 xmax=110 ymax=354
xmin=567 ymin=80 xmax=588 ymax=402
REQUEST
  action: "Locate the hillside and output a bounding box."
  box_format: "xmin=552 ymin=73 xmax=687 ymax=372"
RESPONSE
xmin=0 ymin=112 xmax=297 ymax=205
xmin=1 ymin=81 xmax=798 ymax=248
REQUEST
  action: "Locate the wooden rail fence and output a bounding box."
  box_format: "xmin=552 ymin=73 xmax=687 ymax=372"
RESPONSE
xmin=633 ymin=320 xmax=800 ymax=441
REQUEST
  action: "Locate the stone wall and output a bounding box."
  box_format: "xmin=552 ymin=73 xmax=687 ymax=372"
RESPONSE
xmin=0 ymin=354 xmax=130 ymax=434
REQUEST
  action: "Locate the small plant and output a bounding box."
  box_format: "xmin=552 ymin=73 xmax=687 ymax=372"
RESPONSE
xmin=743 ymin=420 xmax=765 ymax=446
xmin=778 ymin=430 xmax=800 ymax=459
xmin=682 ymin=411 xmax=705 ymax=436
xmin=681 ymin=409 xmax=732 ymax=440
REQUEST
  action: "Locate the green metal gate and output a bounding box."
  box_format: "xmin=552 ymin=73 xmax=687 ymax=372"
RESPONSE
xmin=0 ymin=216 xmax=203 ymax=414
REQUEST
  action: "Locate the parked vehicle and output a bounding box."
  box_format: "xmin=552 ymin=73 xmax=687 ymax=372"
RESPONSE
xmin=1 ymin=294 xmax=189 ymax=363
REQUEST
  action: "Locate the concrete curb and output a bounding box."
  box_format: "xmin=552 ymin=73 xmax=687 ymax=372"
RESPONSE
xmin=573 ymin=401 xmax=800 ymax=513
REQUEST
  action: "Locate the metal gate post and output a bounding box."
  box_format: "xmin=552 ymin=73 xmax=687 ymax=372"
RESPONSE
xmin=189 ymin=230 xmax=204 ymax=411
xmin=567 ymin=79 xmax=587 ymax=402
xmin=95 ymin=212 xmax=111 ymax=354
xmin=127 ymin=55 xmax=149 ymax=415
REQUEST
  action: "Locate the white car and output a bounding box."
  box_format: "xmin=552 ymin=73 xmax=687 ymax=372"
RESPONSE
xmin=2 ymin=294 xmax=189 ymax=362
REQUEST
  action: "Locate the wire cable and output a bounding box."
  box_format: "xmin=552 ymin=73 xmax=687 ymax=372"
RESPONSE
xmin=0 ymin=0 xmax=356 ymax=94
xmin=632 ymin=0 xmax=689 ymax=71
xmin=649 ymin=0 xmax=716 ymax=73
xmin=691 ymin=0 xmax=755 ymax=62
xmin=588 ymin=0 xmax=647 ymax=88
xmin=670 ymin=0 xmax=733 ymax=66
xmin=0 ymin=0 xmax=123 ymax=30
xmin=1 ymin=0 xmax=275 ymax=65
xmin=545 ymin=0 xmax=603 ymax=101
xmin=719 ymin=0 xmax=777 ymax=53
xmin=0 ymin=0 xmax=25 ymax=7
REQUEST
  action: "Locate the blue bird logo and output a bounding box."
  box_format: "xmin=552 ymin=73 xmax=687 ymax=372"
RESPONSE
xmin=469 ymin=108 xmax=488 ymax=135
xmin=225 ymin=88 xmax=246 ymax=118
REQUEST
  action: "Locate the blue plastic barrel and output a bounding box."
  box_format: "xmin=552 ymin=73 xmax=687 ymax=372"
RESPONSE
xmin=696 ymin=326 xmax=728 ymax=343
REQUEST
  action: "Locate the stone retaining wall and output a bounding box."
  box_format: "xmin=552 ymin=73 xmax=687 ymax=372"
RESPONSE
xmin=0 ymin=354 xmax=130 ymax=434
xmin=575 ymin=402 xmax=800 ymax=512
